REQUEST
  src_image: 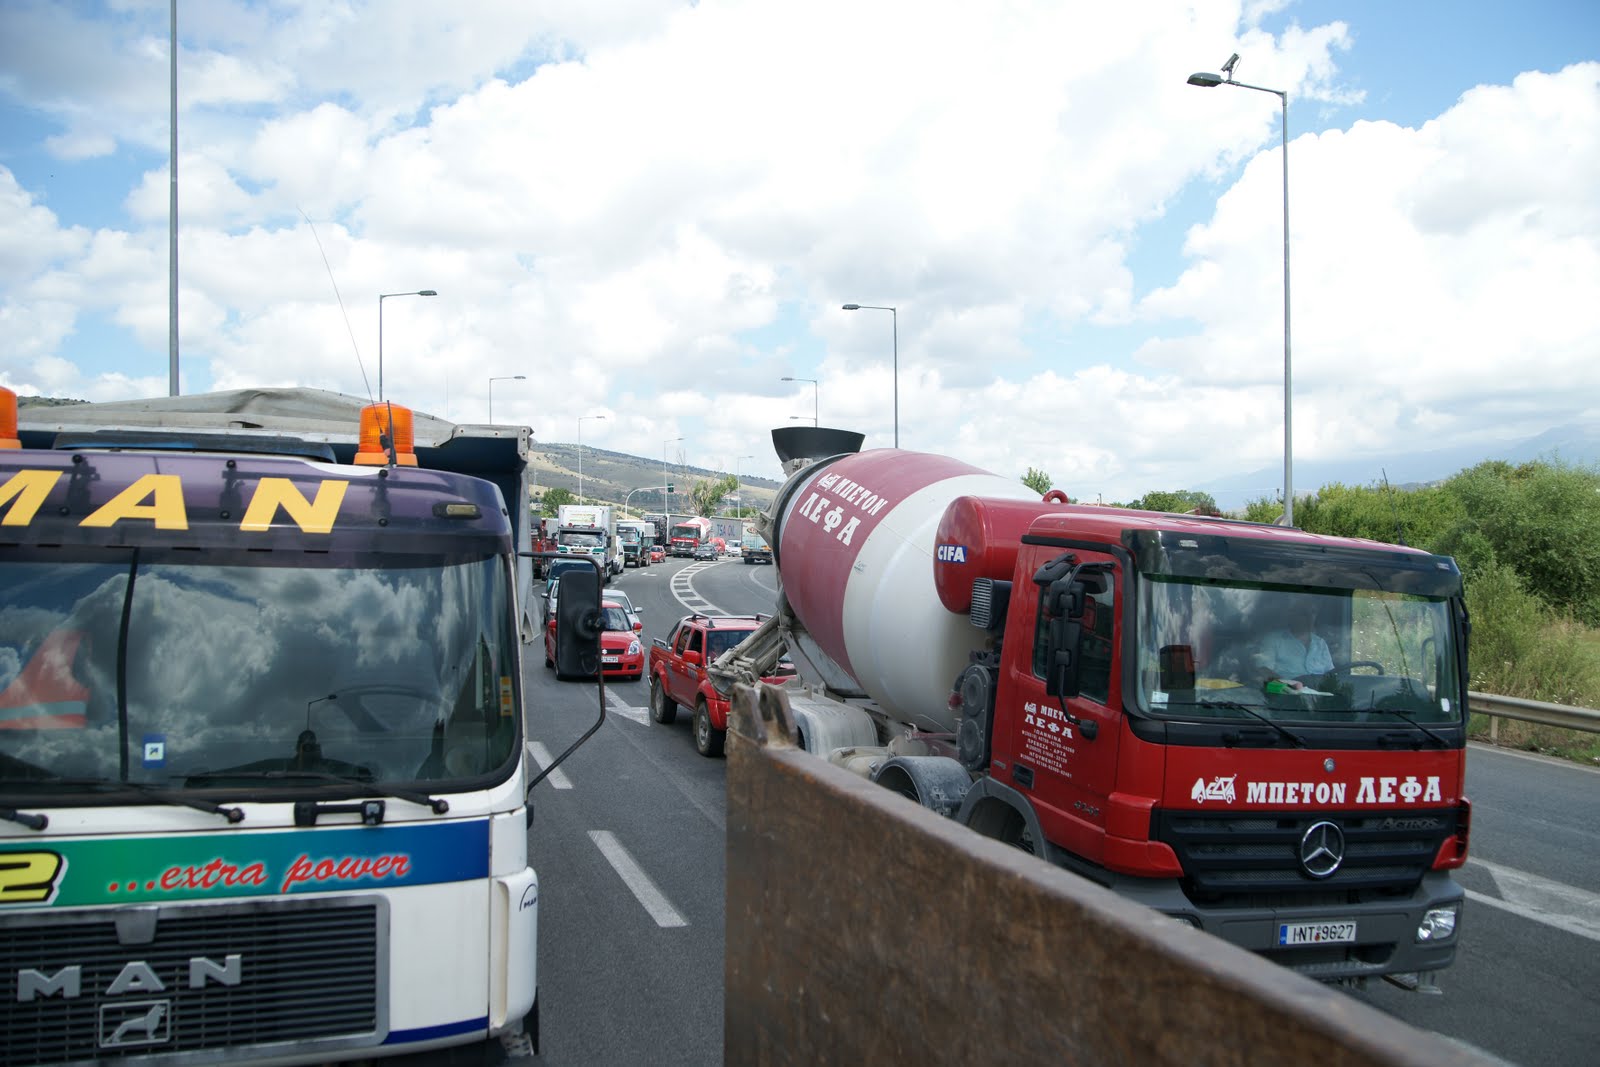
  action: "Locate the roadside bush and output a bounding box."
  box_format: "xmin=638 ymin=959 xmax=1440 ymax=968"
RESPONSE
xmin=1464 ymin=561 xmax=1600 ymax=706
xmin=1438 ymin=459 xmax=1600 ymax=627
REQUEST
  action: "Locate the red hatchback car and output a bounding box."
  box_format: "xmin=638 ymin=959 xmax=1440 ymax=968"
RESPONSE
xmin=545 ymin=600 xmax=645 ymax=680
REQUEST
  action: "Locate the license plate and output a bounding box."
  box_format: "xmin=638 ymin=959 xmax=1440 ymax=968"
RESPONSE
xmin=602 ymin=656 xmax=620 ymax=665
xmin=1278 ymin=920 xmax=1357 ymax=946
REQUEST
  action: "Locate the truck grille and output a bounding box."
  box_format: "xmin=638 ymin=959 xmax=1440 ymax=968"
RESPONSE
xmin=1153 ymin=808 xmax=1456 ymax=903
xmin=1 ymin=897 xmax=385 ymax=1065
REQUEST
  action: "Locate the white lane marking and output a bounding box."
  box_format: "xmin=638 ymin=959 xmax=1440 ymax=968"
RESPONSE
xmin=1466 ymin=858 xmax=1600 ymax=944
xmin=671 ymin=561 xmax=730 ymax=616
xmin=606 ymin=686 xmax=649 ymax=725
xmin=588 ymin=830 xmax=688 ymax=928
xmin=525 ymin=742 xmax=572 ymax=790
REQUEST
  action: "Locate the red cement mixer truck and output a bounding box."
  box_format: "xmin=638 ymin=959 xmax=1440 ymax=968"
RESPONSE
xmin=715 ymin=427 xmax=1471 ymax=992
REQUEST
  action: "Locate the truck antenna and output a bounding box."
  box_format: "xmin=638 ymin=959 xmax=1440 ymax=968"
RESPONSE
xmin=299 ymin=206 xmax=373 ymax=405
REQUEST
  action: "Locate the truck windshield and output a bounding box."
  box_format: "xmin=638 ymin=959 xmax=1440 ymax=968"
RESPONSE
xmin=1135 ymin=576 xmax=1462 ymax=726
xmin=559 ymin=531 xmax=605 ymax=549
xmin=0 ymin=550 xmax=520 ymax=798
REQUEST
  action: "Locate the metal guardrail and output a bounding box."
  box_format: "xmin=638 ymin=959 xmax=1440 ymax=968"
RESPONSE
xmin=1469 ymin=691 xmax=1600 ymax=735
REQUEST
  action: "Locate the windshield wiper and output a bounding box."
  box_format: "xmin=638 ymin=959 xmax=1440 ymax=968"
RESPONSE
xmin=185 ymin=770 xmax=449 ymax=818
xmin=1 ymin=806 xmax=48 ymax=831
xmin=1369 ymin=706 xmax=1450 ymax=748
xmin=1190 ymin=699 xmax=1308 ymax=748
xmin=31 ymin=777 xmax=244 ymax=824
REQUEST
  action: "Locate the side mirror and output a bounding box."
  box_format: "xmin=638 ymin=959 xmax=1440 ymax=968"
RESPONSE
xmin=555 ymin=562 xmax=604 ymax=678
xmin=683 ymin=650 xmax=703 ymax=667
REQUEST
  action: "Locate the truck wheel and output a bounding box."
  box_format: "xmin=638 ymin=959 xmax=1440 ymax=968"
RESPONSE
xmin=650 ymin=677 xmax=678 ymax=725
xmin=694 ymin=700 xmax=725 ymax=758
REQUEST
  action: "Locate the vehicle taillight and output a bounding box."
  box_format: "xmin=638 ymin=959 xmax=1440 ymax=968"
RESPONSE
xmin=354 ymin=402 xmax=418 ymax=466
xmin=1432 ymin=796 xmax=1470 ymax=869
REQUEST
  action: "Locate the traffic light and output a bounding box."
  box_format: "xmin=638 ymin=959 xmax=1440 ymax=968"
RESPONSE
xmin=666 ymin=483 xmax=675 ymax=492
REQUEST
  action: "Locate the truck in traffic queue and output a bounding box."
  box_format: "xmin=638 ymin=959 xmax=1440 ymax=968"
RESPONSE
xmin=668 ymin=516 xmax=712 ymax=558
xmin=555 ymin=503 xmax=620 ymax=578
xmin=0 ymin=386 xmax=609 ymax=1063
xmin=708 ymin=516 xmax=745 ymax=553
xmin=616 ymin=519 xmax=656 ymax=569
xmin=641 ymin=513 xmax=669 ymax=547
xmin=714 ymin=427 xmax=1471 ymax=991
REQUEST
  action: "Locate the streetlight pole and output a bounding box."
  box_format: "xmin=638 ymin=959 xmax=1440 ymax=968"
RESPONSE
xmin=577 ymin=415 xmax=606 ymax=504
xmin=663 ymin=435 xmax=684 ymax=529
xmin=781 ymin=376 xmax=818 ymax=426
xmin=733 ymin=454 xmax=754 ymax=518
xmin=377 ymin=289 xmax=437 ymax=401
xmin=1188 ymin=54 xmax=1293 ymax=524
xmin=488 ymin=375 xmax=525 ymax=424
xmin=842 ymin=304 xmax=898 ymax=446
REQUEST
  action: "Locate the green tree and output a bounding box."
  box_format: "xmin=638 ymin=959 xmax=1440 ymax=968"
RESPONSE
xmin=1021 ymin=467 xmax=1053 ymax=495
xmin=689 ymin=475 xmax=738 ymax=517
xmin=1434 ymin=459 xmax=1600 ymax=626
xmin=1127 ymin=490 xmax=1219 ymax=515
xmin=1242 ymin=495 xmax=1283 ymax=524
xmin=1289 ymin=482 xmax=1459 ymax=549
xmin=540 ymin=487 xmax=575 ymax=516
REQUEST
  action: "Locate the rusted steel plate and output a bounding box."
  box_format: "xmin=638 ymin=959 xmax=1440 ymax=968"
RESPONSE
xmin=726 ymin=683 xmax=1489 ymax=1067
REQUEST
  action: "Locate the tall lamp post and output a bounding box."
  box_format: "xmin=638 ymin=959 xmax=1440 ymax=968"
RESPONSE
xmin=377 ymin=289 xmax=437 ymax=401
xmin=780 ymin=376 xmax=818 ymax=426
xmin=1188 ymin=53 xmax=1293 ymax=524
xmin=663 ymin=435 xmax=684 ymax=524
xmin=733 ymin=454 xmax=754 ymax=518
xmin=577 ymin=415 xmax=606 ymax=504
xmin=841 ymin=304 xmax=898 ymax=447
xmin=488 ymin=375 xmax=525 ymax=423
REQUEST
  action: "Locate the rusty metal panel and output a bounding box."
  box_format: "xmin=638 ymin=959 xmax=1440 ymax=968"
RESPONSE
xmin=725 ymin=683 xmax=1488 ymax=1067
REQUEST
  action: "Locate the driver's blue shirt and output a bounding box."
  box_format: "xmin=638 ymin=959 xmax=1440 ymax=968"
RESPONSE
xmin=1256 ymin=629 xmax=1333 ymax=677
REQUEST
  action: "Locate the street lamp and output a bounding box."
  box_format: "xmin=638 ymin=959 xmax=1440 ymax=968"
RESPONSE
xmin=780 ymin=376 xmax=818 ymax=426
xmin=578 ymin=415 xmax=606 ymax=504
xmin=841 ymin=304 xmax=898 ymax=447
xmin=377 ymin=289 xmax=437 ymax=401
xmin=488 ymin=375 xmax=525 ymax=424
xmin=733 ymin=454 xmax=754 ymax=518
xmin=1188 ymin=53 xmax=1294 ymax=524
xmin=663 ymin=435 xmax=684 ymax=522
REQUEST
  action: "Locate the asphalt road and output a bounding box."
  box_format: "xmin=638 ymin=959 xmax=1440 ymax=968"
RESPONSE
xmin=420 ymin=554 xmax=1600 ymax=1065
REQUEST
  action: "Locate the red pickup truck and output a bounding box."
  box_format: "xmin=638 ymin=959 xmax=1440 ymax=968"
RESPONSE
xmin=648 ymin=613 xmax=793 ymax=756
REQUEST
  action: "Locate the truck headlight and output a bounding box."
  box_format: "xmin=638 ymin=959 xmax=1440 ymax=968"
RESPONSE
xmin=1416 ymin=904 xmax=1458 ymax=942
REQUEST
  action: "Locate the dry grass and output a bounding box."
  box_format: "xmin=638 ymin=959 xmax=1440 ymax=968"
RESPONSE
xmin=1468 ymin=713 xmax=1600 ymax=764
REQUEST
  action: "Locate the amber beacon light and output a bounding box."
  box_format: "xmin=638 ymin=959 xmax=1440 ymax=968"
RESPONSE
xmin=355 ymin=402 xmax=418 ymax=466
xmin=0 ymin=386 xmax=20 ymax=449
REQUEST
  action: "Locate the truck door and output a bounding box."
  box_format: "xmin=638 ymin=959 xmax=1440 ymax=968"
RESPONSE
xmin=995 ymin=549 xmax=1123 ymax=865
xmin=673 ymin=626 xmax=703 ymax=700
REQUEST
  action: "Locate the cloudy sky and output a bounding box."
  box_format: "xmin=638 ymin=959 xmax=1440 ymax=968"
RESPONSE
xmin=1 ymin=0 xmax=1596 ymax=504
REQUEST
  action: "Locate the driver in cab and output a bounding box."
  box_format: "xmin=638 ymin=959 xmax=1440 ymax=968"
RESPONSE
xmin=1255 ymin=601 xmax=1332 ymax=692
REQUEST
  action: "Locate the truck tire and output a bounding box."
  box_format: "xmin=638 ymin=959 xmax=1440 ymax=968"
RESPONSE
xmin=871 ymin=756 xmax=972 ymax=818
xmin=694 ymin=699 xmax=725 ymax=758
xmin=650 ymin=677 xmax=678 ymax=725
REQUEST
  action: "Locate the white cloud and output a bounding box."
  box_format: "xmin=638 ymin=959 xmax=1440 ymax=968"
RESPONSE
xmin=0 ymin=3 xmax=1595 ymax=503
